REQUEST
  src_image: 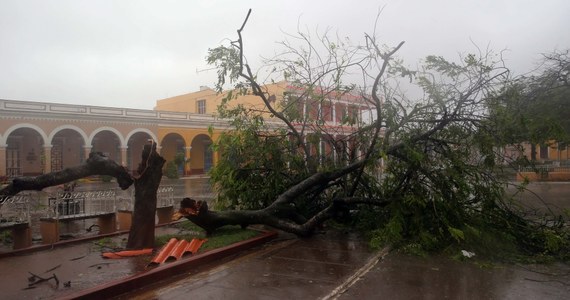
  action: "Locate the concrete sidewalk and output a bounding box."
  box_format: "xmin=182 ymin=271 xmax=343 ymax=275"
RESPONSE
xmin=123 ymin=231 xmax=570 ymax=300
xmin=124 ymin=231 xmax=376 ymax=299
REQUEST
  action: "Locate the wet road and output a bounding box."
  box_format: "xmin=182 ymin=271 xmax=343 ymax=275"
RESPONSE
xmin=0 ymin=235 xmax=137 ymax=299
xmin=0 ymin=180 xmax=568 ymax=299
xmin=2 ymin=228 xmax=569 ymax=300
xmin=507 ymin=181 xmax=570 ymax=217
xmin=119 ymin=181 xmax=570 ymax=300
xmin=338 ymin=253 xmax=570 ymax=300
xmin=120 ymin=232 xmax=570 ymax=300
xmin=0 ymin=225 xmax=185 ymax=299
xmin=122 ymin=232 xmax=377 ymax=300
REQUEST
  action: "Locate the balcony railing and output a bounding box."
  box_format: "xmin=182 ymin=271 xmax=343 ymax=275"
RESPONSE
xmin=0 ymin=99 xmax=221 ymax=123
xmin=519 ymin=165 xmax=570 ymax=173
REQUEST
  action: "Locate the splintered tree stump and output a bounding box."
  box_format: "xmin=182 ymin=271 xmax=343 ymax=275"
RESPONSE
xmin=126 ymin=142 xmax=165 ymax=249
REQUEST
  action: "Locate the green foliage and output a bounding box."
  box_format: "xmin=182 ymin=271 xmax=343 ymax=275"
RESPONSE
xmin=357 ymin=101 xmax=570 ymax=261
xmin=164 ymin=161 xmax=179 ymax=179
xmin=487 ymin=49 xmax=570 ymax=149
xmin=448 ymin=226 xmax=465 ymax=243
xmin=210 ymin=113 xmax=304 ymax=210
xmin=174 ymin=152 xmax=186 ymax=167
xmin=0 ymin=231 xmax=12 ymax=246
xmin=94 ymin=237 xmax=121 ymax=251
xmin=206 ymin=46 xmax=242 ymax=92
xmin=206 ymin=17 xmax=569 ymax=262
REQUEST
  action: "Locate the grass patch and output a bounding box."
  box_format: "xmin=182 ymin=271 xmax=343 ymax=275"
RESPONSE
xmin=93 ymin=236 xmax=123 ymax=251
xmin=155 ymin=220 xmax=260 ymax=253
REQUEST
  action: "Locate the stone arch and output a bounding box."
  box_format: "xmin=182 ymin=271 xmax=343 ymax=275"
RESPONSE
xmin=47 ymin=125 xmax=89 ymax=145
xmin=48 ymin=126 xmax=88 ymax=171
xmin=160 ymin=132 xmax=186 ymax=165
xmin=190 ymin=134 xmax=214 ymax=174
xmin=3 ymin=123 xmax=48 ymax=176
xmin=89 ymin=127 xmax=123 ymax=163
xmin=88 ymin=126 xmax=126 ymax=147
xmin=125 ymin=129 xmax=157 ymax=173
xmin=125 ymin=128 xmax=158 ymax=146
xmin=3 ymin=123 xmax=49 ymax=147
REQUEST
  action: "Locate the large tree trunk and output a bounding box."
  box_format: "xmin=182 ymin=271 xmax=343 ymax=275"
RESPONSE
xmin=176 ymin=202 xmax=317 ymax=237
xmin=175 ymin=191 xmax=391 ymax=237
xmin=0 ymin=152 xmax=133 ymax=197
xmin=126 ymin=142 xmax=165 ymax=249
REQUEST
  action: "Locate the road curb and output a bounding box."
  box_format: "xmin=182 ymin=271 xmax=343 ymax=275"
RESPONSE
xmin=57 ymin=230 xmax=278 ymax=300
xmin=321 ymin=245 xmax=391 ymax=300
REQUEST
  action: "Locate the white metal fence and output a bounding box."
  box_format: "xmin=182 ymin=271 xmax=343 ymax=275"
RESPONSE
xmin=157 ymin=186 xmax=175 ymax=208
xmin=47 ymin=190 xmax=117 ymax=219
xmin=0 ymin=193 xmax=31 ymax=225
xmin=2 ymin=185 xmax=176 ymax=223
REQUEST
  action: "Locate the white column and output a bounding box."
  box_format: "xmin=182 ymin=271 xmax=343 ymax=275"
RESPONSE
xmin=0 ymin=145 xmax=6 ymax=177
xmin=83 ymin=146 xmax=92 ymax=162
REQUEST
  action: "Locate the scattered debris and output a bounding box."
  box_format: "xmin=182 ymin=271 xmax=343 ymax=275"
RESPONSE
xmin=461 ymin=250 xmax=475 ymax=258
xmin=70 ymin=255 xmax=86 ymax=261
xmin=148 ymin=238 xmax=207 ymax=266
xmin=27 ymin=272 xmax=59 ymax=288
xmin=86 ymin=224 xmax=100 ymax=232
xmin=43 ymin=264 xmax=62 ymax=273
xmin=102 ymin=248 xmax=153 ymax=259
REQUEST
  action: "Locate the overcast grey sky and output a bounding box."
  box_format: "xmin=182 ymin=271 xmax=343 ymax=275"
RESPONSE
xmin=1 ymin=0 xmax=569 ymax=110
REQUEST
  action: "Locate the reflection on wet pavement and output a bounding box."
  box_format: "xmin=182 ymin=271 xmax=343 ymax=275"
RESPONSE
xmin=339 ymin=253 xmax=570 ymax=300
xmin=125 ymin=232 xmax=376 ymax=300
xmin=506 ymin=182 xmax=570 ymax=218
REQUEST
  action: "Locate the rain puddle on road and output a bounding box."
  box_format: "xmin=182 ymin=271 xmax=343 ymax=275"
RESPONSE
xmin=0 ymin=234 xmax=144 ymax=299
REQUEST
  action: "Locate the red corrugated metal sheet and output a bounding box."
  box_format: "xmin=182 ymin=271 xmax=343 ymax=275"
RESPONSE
xmin=149 ymin=238 xmax=207 ymax=265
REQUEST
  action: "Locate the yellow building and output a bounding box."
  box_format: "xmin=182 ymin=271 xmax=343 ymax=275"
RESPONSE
xmin=156 ymin=81 xmax=375 ymax=166
xmin=504 ymin=141 xmax=570 ymax=163
xmin=155 ymin=80 xmax=371 ymax=125
xmin=155 ymin=81 xmax=291 ymax=120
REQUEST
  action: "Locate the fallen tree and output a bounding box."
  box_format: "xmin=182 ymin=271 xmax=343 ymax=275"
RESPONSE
xmin=0 ymin=152 xmax=133 ymax=197
xmin=0 ymin=141 xmax=164 ymax=249
xmin=188 ymin=9 xmax=569 ymax=259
